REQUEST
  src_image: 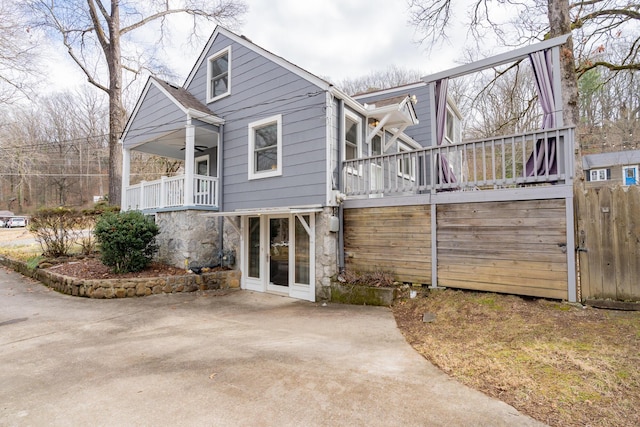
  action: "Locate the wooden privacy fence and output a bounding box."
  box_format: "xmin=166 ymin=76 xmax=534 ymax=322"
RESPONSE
xmin=575 ymin=185 xmax=640 ymax=301
xmin=343 ymin=198 xmax=570 ymax=300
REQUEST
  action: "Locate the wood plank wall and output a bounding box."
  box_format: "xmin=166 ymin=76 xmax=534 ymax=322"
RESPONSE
xmin=343 ymin=205 xmax=431 ymax=284
xmin=436 ymin=199 xmax=569 ymax=299
xmin=575 ymin=185 xmax=640 ymax=301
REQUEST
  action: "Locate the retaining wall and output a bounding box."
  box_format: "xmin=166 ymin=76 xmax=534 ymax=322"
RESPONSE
xmin=0 ymin=255 xmax=240 ymax=299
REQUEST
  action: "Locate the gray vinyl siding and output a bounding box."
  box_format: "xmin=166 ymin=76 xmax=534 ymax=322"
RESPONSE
xmin=123 ymin=84 xmax=186 ymax=149
xmin=355 ymin=83 xmax=434 ymax=147
xmin=187 ymin=34 xmax=328 ymax=211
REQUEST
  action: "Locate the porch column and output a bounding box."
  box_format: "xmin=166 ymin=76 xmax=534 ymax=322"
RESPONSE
xmin=184 ymin=121 xmax=195 ymax=207
xmin=121 ymin=145 xmax=131 ymax=210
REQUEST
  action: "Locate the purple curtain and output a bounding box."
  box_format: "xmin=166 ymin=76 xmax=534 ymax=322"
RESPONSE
xmin=526 ymin=49 xmax=557 ymax=177
xmin=435 ymin=78 xmax=457 ymax=184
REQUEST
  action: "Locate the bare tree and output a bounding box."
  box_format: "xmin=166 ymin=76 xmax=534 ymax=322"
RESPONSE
xmin=0 ymin=0 xmax=40 ymax=102
xmin=27 ymin=0 xmax=248 ymax=205
xmin=337 ymin=65 xmax=423 ymax=96
xmin=408 ymin=0 xmax=639 ymax=179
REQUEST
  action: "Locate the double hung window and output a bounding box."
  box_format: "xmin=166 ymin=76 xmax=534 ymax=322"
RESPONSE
xmin=207 ymin=47 xmax=231 ymax=102
xmin=248 ymin=115 xmax=282 ymax=180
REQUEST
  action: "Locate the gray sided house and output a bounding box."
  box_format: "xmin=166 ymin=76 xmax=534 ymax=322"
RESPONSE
xmin=583 ymin=150 xmax=640 ymax=187
xmin=122 ymin=27 xmax=580 ymax=303
xmin=121 ymin=26 xmax=420 ymax=302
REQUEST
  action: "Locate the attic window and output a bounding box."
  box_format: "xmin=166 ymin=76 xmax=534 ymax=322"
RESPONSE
xmin=207 ymin=47 xmax=231 ymax=103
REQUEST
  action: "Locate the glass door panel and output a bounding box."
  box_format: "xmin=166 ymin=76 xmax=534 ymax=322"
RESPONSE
xmin=269 ymin=218 xmax=289 ymax=287
xmin=295 ymin=215 xmax=310 ymax=285
xmin=248 ymin=217 xmax=261 ymax=279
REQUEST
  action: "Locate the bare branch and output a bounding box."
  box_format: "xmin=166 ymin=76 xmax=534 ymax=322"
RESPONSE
xmin=121 ymin=1 xmax=248 ymax=35
xmin=86 ymin=0 xmax=110 ymax=52
xmin=407 ymin=0 xmax=454 ymax=44
xmin=573 ymin=8 xmax=640 ymax=30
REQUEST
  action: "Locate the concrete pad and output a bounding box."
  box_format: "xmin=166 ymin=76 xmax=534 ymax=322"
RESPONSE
xmin=0 ymin=267 xmax=545 ymax=426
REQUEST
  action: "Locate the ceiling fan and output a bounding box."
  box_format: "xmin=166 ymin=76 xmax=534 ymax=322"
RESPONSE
xmin=180 ymin=145 xmax=208 ymax=152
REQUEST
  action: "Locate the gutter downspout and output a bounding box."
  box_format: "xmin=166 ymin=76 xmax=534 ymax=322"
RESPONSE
xmin=337 ymin=99 xmax=345 ymax=273
xmin=217 ymin=124 xmax=225 ymax=264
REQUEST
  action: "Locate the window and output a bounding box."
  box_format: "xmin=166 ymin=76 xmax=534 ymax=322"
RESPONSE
xmin=371 ymin=133 xmax=382 ymax=156
xmin=344 ymin=113 xmax=361 ymax=161
xmin=206 ymin=47 xmax=231 ymax=103
xmin=248 ymin=115 xmax=282 ymax=180
xmin=623 ymin=165 xmax=638 ymax=186
xmin=588 ymin=168 xmax=610 ymax=182
xmin=397 ymin=141 xmax=416 ymax=181
xmin=444 ymin=106 xmax=461 ymax=144
xmin=195 ymin=155 xmax=209 ymax=176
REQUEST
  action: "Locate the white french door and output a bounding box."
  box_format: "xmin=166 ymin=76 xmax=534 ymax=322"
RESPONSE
xmin=241 ymin=214 xmax=315 ymax=301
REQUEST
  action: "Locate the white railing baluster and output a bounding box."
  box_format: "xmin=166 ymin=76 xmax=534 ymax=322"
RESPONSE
xmin=340 ymin=126 xmax=573 ymax=198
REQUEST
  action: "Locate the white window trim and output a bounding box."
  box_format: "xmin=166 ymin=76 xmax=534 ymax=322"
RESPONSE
xmin=248 ymin=114 xmax=283 ymax=180
xmin=590 ymin=168 xmax=609 ymax=182
xmin=344 ymin=110 xmax=362 ymax=175
xmin=206 ymin=46 xmax=231 ymax=103
xmin=195 ymin=154 xmax=210 ymax=177
xmin=622 ymin=165 xmax=638 ymax=186
xmin=397 ymin=140 xmax=416 ymax=181
xmin=444 ymin=101 xmax=463 ymax=145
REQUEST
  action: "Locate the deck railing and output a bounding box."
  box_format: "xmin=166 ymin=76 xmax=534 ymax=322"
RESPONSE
xmin=124 ymin=174 xmax=218 ymax=210
xmin=343 ymin=126 xmax=575 ymax=198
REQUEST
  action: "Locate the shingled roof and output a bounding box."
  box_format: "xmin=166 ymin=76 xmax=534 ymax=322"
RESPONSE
xmin=152 ymin=77 xmax=214 ymax=116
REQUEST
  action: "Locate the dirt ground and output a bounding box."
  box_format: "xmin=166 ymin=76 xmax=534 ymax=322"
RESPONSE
xmin=393 ymin=289 xmax=640 ymax=427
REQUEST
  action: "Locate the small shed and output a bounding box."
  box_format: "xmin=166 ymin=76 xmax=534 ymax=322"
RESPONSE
xmin=583 ymin=150 xmax=640 ymax=187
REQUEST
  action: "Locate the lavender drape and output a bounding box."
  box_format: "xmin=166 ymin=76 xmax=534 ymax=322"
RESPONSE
xmin=435 ymin=78 xmax=457 ymax=184
xmin=526 ymin=49 xmax=557 ymax=177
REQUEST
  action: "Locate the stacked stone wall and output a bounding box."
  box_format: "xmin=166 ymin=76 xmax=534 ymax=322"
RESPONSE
xmin=0 ymin=255 xmax=240 ymax=299
xmin=315 ymin=208 xmax=339 ymax=301
xmin=154 ymin=210 xmax=239 ymax=270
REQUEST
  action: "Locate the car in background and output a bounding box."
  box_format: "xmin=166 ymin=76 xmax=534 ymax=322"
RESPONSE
xmin=6 ymin=217 xmax=26 ymax=228
xmin=0 ymin=219 xmax=4 ymax=228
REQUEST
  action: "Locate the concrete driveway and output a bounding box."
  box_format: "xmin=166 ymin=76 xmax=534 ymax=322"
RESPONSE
xmin=0 ymin=267 xmax=544 ymax=426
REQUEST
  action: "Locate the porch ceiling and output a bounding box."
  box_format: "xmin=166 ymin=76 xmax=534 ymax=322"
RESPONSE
xmin=131 ymin=125 xmax=219 ymax=160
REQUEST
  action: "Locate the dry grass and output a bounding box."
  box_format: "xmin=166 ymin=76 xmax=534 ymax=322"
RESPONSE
xmin=393 ymin=289 xmax=640 ymax=427
xmin=0 ymin=228 xmax=40 ymax=260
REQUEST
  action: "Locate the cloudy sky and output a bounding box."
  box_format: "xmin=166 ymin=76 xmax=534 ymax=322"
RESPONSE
xmin=239 ymin=0 xmax=467 ymax=82
xmin=49 ymin=0 xmax=479 ymax=92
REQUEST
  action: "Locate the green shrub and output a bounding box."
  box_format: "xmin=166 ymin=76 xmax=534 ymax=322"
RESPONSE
xmin=79 ymin=203 xmax=120 ymax=255
xmin=29 ymin=207 xmax=84 ymax=257
xmin=94 ymin=211 xmax=159 ymax=273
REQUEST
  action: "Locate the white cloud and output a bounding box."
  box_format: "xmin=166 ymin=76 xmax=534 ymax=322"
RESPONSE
xmin=45 ymin=0 xmax=482 ymax=94
xmin=240 ymin=0 xmax=462 ymax=82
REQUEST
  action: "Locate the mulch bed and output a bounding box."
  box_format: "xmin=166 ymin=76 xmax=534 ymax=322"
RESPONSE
xmin=45 ymin=257 xmax=189 ymax=280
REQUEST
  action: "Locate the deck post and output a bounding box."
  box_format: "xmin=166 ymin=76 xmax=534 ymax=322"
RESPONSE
xmin=121 ymin=146 xmax=130 ymax=210
xmin=139 ymin=181 xmax=146 ymax=210
xmin=160 ymin=176 xmax=167 ymax=208
xmin=430 ymin=202 xmax=438 ymax=288
xmin=184 ymin=120 xmax=195 ymax=207
xmin=566 ymin=194 xmax=577 ymax=302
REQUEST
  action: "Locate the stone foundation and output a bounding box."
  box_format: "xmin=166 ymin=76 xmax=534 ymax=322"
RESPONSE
xmin=315 ymin=207 xmax=339 ymax=301
xmin=150 ymin=207 xmax=339 ymax=302
xmin=0 ymin=255 xmax=240 ymax=299
xmin=154 ymin=209 xmax=239 ymax=270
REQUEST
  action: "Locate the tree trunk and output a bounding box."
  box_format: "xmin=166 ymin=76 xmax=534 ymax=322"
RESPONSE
xmin=107 ymin=0 xmax=124 ymax=206
xmin=548 ymin=0 xmax=583 ymax=181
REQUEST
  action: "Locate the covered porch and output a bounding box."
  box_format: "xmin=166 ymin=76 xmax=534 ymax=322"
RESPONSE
xmin=120 ymin=77 xmax=224 ymax=211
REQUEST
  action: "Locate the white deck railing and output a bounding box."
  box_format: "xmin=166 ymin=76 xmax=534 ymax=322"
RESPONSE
xmin=343 ymin=126 xmax=575 ymax=198
xmin=124 ymin=174 xmax=218 ymax=210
